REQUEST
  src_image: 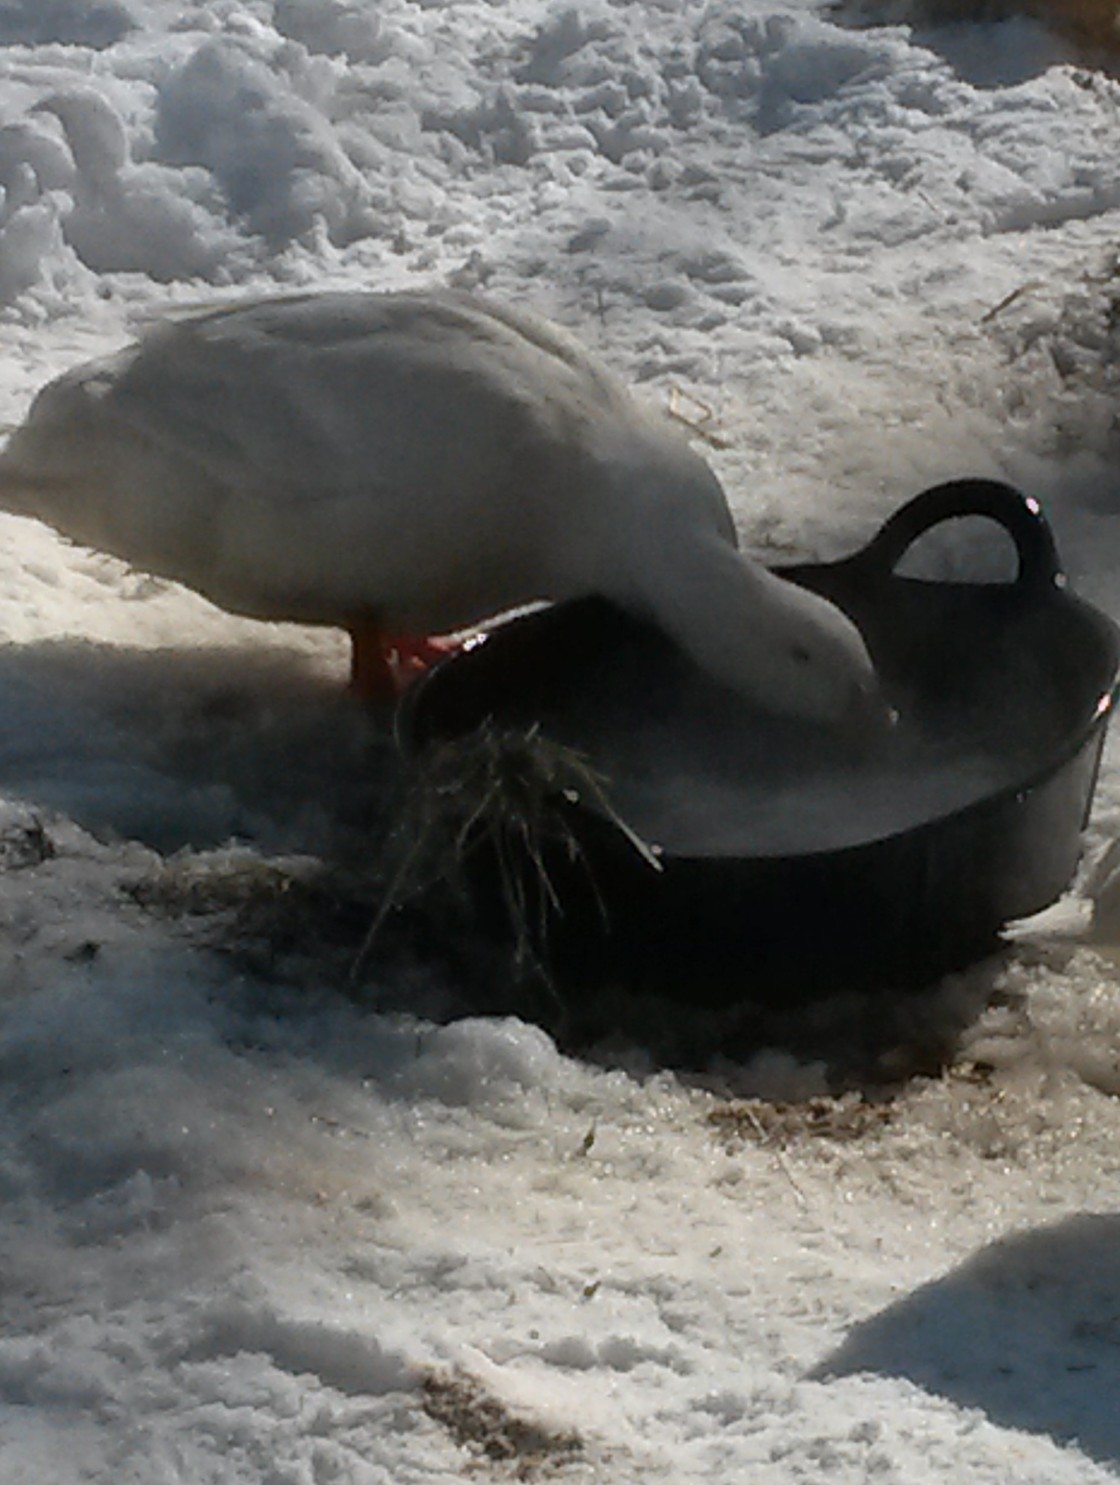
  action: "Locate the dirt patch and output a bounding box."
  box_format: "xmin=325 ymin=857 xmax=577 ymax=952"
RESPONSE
xmin=708 ymin=1091 xmax=899 ymax=1148
xmin=420 ymin=1368 xmax=582 ymax=1476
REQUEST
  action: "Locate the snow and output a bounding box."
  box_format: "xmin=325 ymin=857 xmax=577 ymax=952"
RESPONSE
xmin=3 ymin=0 xmax=1120 ymax=1479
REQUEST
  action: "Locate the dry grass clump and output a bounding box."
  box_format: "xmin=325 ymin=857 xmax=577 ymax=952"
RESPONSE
xmin=356 ymin=721 xmax=656 ymax=981
xmin=978 ymin=251 xmax=1120 ymax=460
xmin=122 ymin=725 xmax=658 ymax=1028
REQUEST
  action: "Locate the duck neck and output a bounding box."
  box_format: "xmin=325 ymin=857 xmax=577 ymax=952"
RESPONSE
xmin=626 ymin=527 xmax=775 ymax=696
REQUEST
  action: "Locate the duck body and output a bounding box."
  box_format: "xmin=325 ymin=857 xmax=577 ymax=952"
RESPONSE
xmin=2 ymin=291 xmax=715 ymax=634
xmin=0 ymin=289 xmax=882 ymax=722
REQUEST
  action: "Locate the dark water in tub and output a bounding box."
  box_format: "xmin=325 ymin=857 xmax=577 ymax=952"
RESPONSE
xmin=526 ymin=601 xmax=1077 ymax=859
xmin=559 ymin=697 xmax=1026 ymax=858
xmin=415 ymin=588 xmax=1109 ymax=862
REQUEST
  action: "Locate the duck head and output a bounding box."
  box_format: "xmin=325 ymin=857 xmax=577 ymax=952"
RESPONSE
xmin=603 ymin=448 xmax=889 ymax=731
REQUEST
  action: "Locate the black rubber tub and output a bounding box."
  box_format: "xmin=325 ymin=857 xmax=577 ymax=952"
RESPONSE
xmin=401 ymin=480 xmax=1119 ymax=1003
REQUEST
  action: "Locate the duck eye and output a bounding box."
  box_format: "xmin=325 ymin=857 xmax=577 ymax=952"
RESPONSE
xmin=791 ymin=644 xmax=812 ymax=665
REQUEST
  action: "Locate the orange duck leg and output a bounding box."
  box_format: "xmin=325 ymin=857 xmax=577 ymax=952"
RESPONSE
xmin=347 ymin=618 xmax=463 ymax=702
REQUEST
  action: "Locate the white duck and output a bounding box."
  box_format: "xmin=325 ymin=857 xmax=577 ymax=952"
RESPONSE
xmin=0 ymin=289 xmax=882 ymax=720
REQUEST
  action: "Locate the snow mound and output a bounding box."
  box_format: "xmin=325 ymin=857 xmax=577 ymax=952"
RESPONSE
xmin=154 ymin=39 xmax=376 ymax=249
xmin=0 ymin=0 xmax=134 ymax=49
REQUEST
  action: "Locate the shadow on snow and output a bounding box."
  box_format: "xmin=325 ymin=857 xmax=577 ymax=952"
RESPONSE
xmin=815 ymin=1213 xmax=1120 ymax=1467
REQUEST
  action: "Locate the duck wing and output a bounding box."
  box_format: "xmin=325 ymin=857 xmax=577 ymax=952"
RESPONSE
xmin=100 ymin=291 xmax=633 ymax=503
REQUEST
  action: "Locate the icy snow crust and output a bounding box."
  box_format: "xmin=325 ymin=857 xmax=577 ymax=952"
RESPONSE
xmin=5 ymin=0 xmax=1120 ymax=1480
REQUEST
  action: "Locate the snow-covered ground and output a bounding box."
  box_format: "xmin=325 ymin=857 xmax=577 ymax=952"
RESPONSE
xmin=5 ymin=1 xmax=1120 ymax=1480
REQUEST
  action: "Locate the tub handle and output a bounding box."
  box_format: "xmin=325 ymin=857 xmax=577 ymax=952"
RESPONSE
xmin=854 ymin=479 xmax=1064 ymax=592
